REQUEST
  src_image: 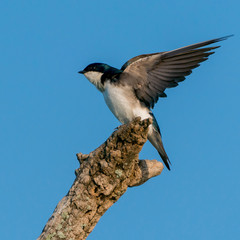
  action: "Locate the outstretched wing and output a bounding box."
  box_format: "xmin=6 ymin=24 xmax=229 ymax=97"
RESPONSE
xmin=120 ymin=35 xmax=231 ymax=108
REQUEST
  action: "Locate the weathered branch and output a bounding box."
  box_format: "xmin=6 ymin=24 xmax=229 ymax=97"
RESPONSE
xmin=38 ymin=118 xmax=164 ymax=240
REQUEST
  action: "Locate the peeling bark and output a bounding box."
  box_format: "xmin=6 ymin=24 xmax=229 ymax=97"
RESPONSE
xmin=38 ymin=118 xmax=164 ymax=240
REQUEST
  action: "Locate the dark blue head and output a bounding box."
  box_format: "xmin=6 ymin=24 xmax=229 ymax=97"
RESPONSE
xmin=78 ymin=63 xmax=111 ymax=74
xmin=79 ymin=62 xmax=122 ymax=91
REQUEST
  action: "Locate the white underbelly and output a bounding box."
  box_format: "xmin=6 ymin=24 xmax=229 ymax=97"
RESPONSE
xmin=103 ymin=83 xmax=151 ymax=124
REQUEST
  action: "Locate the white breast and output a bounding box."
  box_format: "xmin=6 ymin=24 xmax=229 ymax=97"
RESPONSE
xmin=103 ymin=82 xmax=151 ymax=124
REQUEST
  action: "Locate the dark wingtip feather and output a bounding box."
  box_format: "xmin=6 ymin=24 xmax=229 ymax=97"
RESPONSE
xmin=159 ymin=92 xmax=167 ymax=98
xmin=159 ymin=153 xmax=171 ymax=171
xmin=194 ymin=34 xmax=233 ymax=47
xmin=163 ymin=35 xmax=233 ymax=59
xmin=212 ymin=34 xmax=234 ymax=43
xmin=165 ymin=161 xmax=171 ymax=171
xmin=158 ymin=150 xmax=172 ymax=171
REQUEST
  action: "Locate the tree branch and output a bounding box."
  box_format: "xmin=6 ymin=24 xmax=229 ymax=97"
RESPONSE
xmin=37 ymin=118 xmax=164 ymax=240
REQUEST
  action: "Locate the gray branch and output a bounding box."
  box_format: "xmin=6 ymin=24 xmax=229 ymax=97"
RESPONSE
xmin=37 ymin=118 xmax=164 ymax=240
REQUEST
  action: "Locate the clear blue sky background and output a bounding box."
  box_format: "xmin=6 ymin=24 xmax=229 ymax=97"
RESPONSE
xmin=0 ymin=1 xmax=239 ymax=239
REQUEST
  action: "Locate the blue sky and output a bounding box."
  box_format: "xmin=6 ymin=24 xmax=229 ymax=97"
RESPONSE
xmin=0 ymin=1 xmax=239 ymax=239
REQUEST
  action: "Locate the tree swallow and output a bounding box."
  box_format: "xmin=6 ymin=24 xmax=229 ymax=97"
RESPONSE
xmin=79 ymin=35 xmax=231 ymax=170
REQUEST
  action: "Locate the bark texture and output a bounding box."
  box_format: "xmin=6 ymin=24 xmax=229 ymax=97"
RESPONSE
xmin=38 ymin=118 xmax=164 ymax=240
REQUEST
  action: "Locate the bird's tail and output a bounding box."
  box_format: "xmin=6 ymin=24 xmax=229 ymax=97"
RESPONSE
xmin=148 ymin=115 xmax=171 ymax=170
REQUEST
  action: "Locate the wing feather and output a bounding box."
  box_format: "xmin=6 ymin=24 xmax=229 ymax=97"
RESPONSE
xmin=120 ymin=35 xmax=232 ymax=108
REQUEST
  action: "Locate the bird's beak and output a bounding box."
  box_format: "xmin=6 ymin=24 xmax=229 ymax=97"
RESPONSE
xmin=78 ymin=70 xmax=86 ymax=74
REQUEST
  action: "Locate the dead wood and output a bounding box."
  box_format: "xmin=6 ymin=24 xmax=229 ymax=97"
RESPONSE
xmin=37 ymin=117 xmax=164 ymax=240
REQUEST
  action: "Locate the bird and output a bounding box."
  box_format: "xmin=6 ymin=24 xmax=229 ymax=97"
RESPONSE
xmin=78 ymin=35 xmax=232 ymax=170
